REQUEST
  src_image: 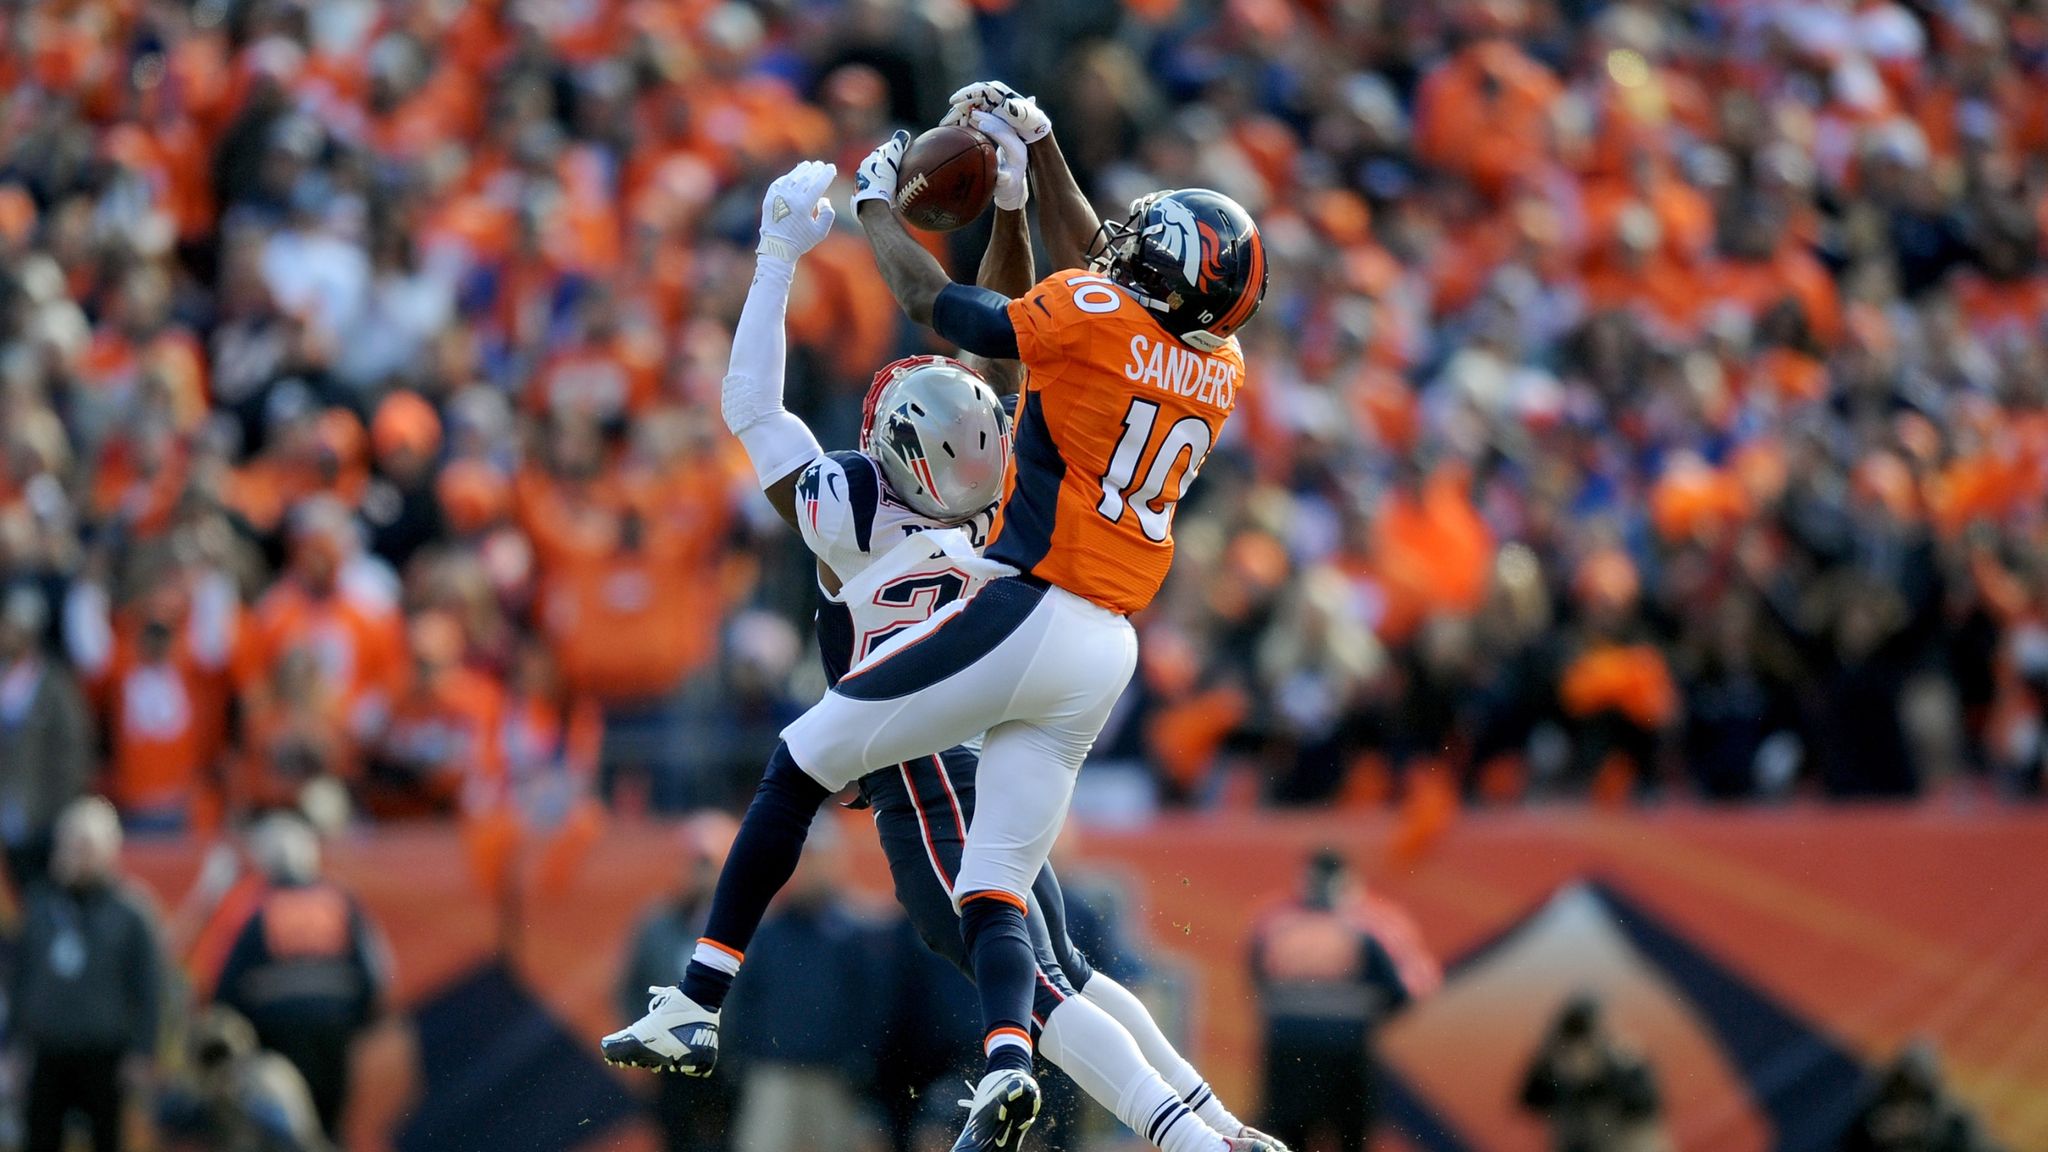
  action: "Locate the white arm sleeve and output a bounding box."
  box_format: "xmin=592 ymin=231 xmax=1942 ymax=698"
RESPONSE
xmin=721 ymin=256 xmax=824 ymax=488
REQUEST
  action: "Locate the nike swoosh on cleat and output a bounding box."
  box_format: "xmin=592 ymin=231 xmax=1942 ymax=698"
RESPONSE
xmin=667 ymin=1023 xmax=715 ymax=1048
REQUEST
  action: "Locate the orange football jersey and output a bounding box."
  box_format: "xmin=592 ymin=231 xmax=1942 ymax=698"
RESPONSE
xmin=989 ymin=271 xmax=1246 ymax=615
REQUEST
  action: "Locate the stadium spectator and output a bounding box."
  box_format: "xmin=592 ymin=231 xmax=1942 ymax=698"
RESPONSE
xmin=1837 ymin=1042 xmax=2007 ymax=1152
xmin=0 ymin=586 xmax=92 ymax=889
xmin=517 ymin=409 xmax=739 ymax=807
xmin=617 ymin=812 xmax=739 ymax=1152
xmin=64 ymin=545 xmax=241 ymax=832
xmin=233 ymin=645 xmax=355 ymax=817
xmin=721 ymin=820 xmax=885 ymax=1152
xmin=364 ymin=610 xmax=502 ymax=820
xmin=233 ymin=499 xmax=403 ymax=773
xmin=209 ymin=813 xmax=390 ymax=1140
xmin=1251 ymin=849 xmax=1421 ymax=1152
xmin=157 ymin=1005 xmax=331 ymax=1152
xmin=1518 ymin=994 xmax=1672 ymax=1152
xmin=360 ymin=390 xmax=449 ymax=571
xmin=472 ymin=635 xmax=606 ymax=900
xmin=9 ymin=797 xmax=166 ymax=1152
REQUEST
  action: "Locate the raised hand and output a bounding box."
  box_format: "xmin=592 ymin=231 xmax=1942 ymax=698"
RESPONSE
xmin=946 ymin=80 xmax=1050 ymax=144
xmin=756 ymin=159 xmax=838 ymax=264
xmin=852 ymin=130 xmax=911 ymax=210
xmin=974 ymin=112 xmax=1030 ymax=211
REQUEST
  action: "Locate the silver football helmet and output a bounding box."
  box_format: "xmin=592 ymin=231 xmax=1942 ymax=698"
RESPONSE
xmin=859 ymin=356 xmax=1011 ymax=523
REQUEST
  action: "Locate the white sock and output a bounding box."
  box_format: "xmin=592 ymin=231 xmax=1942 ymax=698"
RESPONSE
xmin=1081 ymin=974 xmax=1247 ymax=1136
xmin=1038 ymin=998 xmax=1225 ymax=1152
xmin=690 ymin=940 xmax=742 ymax=976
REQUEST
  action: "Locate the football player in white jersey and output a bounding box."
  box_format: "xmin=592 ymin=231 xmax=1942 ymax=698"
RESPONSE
xmin=603 ymin=156 xmax=1282 ymax=1152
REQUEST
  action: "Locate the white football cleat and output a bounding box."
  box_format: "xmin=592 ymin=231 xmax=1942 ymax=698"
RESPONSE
xmin=949 ymin=1069 xmax=1041 ymax=1151
xmin=600 ymin=986 xmax=720 ymax=1076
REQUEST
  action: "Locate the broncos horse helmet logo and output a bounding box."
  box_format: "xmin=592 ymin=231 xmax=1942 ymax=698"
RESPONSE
xmin=1145 ymin=196 xmax=1231 ymax=293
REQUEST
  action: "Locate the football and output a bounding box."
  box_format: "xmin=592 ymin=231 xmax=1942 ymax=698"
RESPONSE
xmin=893 ymin=125 xmax=997 ymax=232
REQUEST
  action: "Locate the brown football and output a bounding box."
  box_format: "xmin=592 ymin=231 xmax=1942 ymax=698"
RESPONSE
xmin=893 ymin=125 xmax=997 ymax=232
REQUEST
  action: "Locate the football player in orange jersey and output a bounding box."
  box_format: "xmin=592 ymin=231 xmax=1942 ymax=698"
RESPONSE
xmin=604 ymin=155 xmax=1282 ymax=1152
xmin=841 ymin=89 xmax=1263 ymax=1150
xmin=851 ymin=87 xmax=1264 ymax=1148
xmin=700 ymin=94 xmax=1268 ymax=1150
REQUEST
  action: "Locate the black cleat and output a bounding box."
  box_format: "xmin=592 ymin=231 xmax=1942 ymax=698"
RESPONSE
xmin=949 ymin=1069 xmax=1040 ymax=1151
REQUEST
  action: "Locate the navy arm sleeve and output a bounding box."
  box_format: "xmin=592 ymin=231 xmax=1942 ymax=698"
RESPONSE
xmin=932 ymin=283 xmax=1020 ymax=360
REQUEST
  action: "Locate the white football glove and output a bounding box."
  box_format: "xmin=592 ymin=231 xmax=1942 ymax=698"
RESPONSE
xmin=853 ymin=130 xmax=910 ymax=210
xmin=756 ymin=159 xmax=838 ymax=265
xmin=974 ymin=111 xmax=1029 ymax=211
xmin=946 ymin=80 xmax=1050 ymax=144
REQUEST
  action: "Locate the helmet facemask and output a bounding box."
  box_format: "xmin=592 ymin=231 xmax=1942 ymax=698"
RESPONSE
xmin=1088 ymin=196 xmax=1185 ymax=319
xmin=1089 ymin=190 xmax=1247 ymax=352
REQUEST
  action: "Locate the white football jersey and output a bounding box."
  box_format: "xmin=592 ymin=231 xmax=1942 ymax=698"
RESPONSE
xmin=793 ymin=450 xmax=1009 ymax=684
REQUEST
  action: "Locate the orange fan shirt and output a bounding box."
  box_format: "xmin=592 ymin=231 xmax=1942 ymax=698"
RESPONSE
xmin=376 ymin=667 xmax=505 ymax=816
xmin=988 ymin=271 xmax=1249 ymax=615
xmin=238 ymin=583 xmax=404 ymax=718
xmin=526 ymin=339 xmax=658 ymax=423
xmin=98 ymin=646 xmax=225 ymax=815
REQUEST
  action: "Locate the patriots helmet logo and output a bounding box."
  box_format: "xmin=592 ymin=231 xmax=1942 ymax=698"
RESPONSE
xmin=882 ymin=406 xmax=943 ymax=509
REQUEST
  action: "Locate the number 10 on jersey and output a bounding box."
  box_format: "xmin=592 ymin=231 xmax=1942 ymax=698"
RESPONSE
xmin=1096 ymin=398 xmax=1212 ymax=543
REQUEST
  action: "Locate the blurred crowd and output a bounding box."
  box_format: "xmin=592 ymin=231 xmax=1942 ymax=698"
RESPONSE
xmin=0 ymin=0 xmax=2045 ymax=867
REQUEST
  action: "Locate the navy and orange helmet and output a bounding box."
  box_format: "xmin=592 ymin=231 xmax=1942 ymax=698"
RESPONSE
xmin=1089 ymin=188 xmax=1267 ymax=352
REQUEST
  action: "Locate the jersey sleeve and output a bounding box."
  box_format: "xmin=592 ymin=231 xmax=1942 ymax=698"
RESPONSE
xmin=793 ymin=450 xmax=884 ymax=573
xmin=1007 ymin=272 xmax=1084 ymax=372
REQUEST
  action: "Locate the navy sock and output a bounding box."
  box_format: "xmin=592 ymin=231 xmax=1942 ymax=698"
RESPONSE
xmin=678 ymin=743 xmax=830 ymax=1011
xmin=960 ymin=894 xmax=1036 ymax=1077
xmin=678 ymin=958 xmax=736 ymax=1013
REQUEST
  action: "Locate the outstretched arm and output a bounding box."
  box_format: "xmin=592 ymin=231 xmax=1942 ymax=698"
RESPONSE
xmin=947 ymin=82 xmax=1099 ymax=271
xmin=978 ymin=207 xmax=1034 ymax=301
xmin=966 ymin=205 xmax=1031 ymax=395
xmin=853 ymin=133 xmax=1019 ymax=360
xmin=855 ymin=197 xmax=954 ymax=328
xmin=1028 ymin=132 xmax=1100 ymax=273
xmin=964 ymin=115 xmax=1035 ymax=395
xmin=723 ymin=161 xmax=839 ymax=530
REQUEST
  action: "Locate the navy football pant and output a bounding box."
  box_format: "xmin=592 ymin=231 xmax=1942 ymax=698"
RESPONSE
xmin=861 ymin=745 xmax=1093 ymax=1029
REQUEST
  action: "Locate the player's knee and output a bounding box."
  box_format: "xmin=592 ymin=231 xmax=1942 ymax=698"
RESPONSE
xmin=958 ymin=890 xmax=1031 ymax=950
